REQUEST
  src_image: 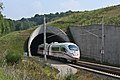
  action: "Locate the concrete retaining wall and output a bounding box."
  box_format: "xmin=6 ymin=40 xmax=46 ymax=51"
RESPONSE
xmin=68 ymin=25 xmax=120 ymax=65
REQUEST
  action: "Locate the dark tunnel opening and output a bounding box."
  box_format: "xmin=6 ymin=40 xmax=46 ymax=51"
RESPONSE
xmin=30 ymin=33 xmax=67 ymax=56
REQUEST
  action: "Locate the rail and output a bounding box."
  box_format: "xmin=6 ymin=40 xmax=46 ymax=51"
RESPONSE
xmin=69 ymin=61 xmax=120 ymax=79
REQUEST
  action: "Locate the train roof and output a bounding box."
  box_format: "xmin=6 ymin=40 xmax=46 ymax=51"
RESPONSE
xmin=50 ymin=42 xmax=77 ymax=46
xmin=38 ymin=42 xmax=78 ymax=48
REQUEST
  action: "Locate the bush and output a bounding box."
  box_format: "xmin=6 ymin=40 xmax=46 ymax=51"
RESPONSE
xmin=64 ymin=74 xmax=77 ymax=80
xmin=5 ymin=51 xmax=22 ymax=65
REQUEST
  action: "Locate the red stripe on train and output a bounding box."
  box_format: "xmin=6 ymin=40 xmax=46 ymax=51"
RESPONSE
xmin=49 ymin=52 xmax=79 ymax=60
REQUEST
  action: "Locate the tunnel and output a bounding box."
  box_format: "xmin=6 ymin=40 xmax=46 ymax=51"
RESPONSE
xmin=31 ymin=33 xmax=67 ymax=55
xmin=26 ymin=25 xmax=70 ymax=56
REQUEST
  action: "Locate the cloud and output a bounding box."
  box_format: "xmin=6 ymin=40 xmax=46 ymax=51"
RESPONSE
xmin=61 ymin=0 xmax=80 ymax=10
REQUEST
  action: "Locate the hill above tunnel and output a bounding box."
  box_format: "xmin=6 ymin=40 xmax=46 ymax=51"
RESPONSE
xmin=49 ymin=4 xmax=120 ymax=28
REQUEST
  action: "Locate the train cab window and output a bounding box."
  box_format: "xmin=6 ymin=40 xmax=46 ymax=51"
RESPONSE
xmin=68 ymin=45 xmax=78 ymax=51
xmin=52 ymin=47 xmax=59 ymax=52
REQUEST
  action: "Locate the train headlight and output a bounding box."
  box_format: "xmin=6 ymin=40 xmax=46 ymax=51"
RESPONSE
xmin=70 ymin=53 xmax=74 ymax=56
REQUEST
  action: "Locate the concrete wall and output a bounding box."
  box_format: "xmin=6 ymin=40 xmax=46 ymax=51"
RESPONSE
xmin=68 ymin=25 xmax=120 ymax=65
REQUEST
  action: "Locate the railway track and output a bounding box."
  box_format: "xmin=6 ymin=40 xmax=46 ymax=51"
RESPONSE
xmin=32 ymin=56 xmax=120 ymax=79
xmin=69 ymin=61 xmax=120 ymax=79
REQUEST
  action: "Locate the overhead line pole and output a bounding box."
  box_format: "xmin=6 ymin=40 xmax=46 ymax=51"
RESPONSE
xmin=44 ymin=15 xmax=47 ymax=61
xmin=101 ymin=16 xmax=105 ymax=63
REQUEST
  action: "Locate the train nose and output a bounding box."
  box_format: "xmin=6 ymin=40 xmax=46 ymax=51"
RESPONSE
xmin=73 ymin=53 xmax=78 ymax=56
xmin=74 ymin=52 xmax=80 ymax=58
xmin=74 ymin=51 xmax=79 ymax=56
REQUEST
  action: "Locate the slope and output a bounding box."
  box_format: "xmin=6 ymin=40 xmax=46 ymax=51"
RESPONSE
xmin=49 ymin=4 xmax=120 ymax=28
xmin=0 ymin=26 xmax=103 ymax=80
xmin=0 ymin=27 xmax=60 ymax=80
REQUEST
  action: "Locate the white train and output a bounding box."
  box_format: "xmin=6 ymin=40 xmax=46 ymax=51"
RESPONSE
xmin=37 ymin=42 xmax=80 ymax=62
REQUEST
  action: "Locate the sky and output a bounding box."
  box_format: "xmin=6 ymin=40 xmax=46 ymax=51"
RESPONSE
xmin=1 ymin=0 xmax=120 ymax=20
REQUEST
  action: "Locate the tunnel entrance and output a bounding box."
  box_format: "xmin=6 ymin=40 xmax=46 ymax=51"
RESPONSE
xmin=26 ymin=26 xmax=70 ymax=56
xmin=31 ymin=33 xmax=67 ymax=55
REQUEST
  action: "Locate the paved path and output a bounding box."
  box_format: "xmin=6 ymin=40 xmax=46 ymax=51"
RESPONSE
xmin=47 ymin=59 xmax=77 ymax=76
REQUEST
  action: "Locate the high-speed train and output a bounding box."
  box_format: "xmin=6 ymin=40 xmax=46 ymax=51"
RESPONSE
xmin=37 ymin=42 xmax=80 ymax=62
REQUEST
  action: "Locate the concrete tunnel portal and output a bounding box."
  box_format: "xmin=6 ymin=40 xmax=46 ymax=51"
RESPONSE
xmin=26 ymin=26 xmax=70 ymax=56
xmin=31 ymin=33 xmax=68 ymax=56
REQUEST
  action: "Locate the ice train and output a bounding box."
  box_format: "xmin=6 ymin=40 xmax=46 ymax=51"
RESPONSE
xmin=37 ymin=42 xmax=80 ymax=62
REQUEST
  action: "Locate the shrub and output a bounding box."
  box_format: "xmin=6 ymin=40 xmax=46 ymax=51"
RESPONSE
xmin=5 ymin=51 xmax=22 ymax=65
xmin=64 ymin=74 xmax=77 ymax=80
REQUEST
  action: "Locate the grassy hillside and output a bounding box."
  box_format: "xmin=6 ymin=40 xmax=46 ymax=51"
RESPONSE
xmin=0 ymin=23 xmax=104 ymax=79
xmin=1 ymin=4 xmax=120 ymax=36
xmin=0 ymin=10 xmax=74 ymax=36
xmin=1 ymin=4 xmax=119 ymax=80
xmin=0 ymin=27 xmax=34 ymax=61
xmin=0 ymin=27 xmax=103 ymax=80
xmin=0 ymin=27 xmax=61 ymax=80
xmin=49 ymin=5 xmax=120 ymax=28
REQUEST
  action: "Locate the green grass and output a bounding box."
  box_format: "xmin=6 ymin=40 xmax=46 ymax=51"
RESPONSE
xmin=48 ymin=4 xmax=120 ymax=28
xmin=0 ymin=27 xmax=35 ymax=61
xmin=0 ymin=25 xmax=106 ymax=80
xmin=0 ymin=26 xmax=104 ymax=80
xmin=3 ymin=57 xmax=59 ymax=80
xmin=0 ymin=68 xmax=13 ymax=80
xmin=64 ymin=70 xmax=103 ymax=80
xmin=0 ymin=26 xmax=61 ymax=80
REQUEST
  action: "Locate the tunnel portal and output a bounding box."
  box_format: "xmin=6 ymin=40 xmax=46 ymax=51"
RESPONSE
xmin=26 ymin=26 xmax=70 ymax=56
xmin=31 ymin=33 xmax=67 ymax=55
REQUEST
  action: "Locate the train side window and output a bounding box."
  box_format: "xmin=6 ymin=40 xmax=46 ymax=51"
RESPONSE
xmin=61 ymin=47 xmax=66 ymax=52
xmin=39 ymin=47 xmax=44 ymax=50
xmin=52 ymin=47 xmax=59 ymax=52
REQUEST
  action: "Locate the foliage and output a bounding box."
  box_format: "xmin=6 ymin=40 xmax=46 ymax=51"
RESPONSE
xmin=64 ymin=74 xmax=77 ymax=80
xmin=0 ymin=27 xmax=59 ymax=80
xmin=0 ymin=1 xmax=75 ymax=36
xmin=1 ymin=57 xmax=59 ymax=80
xmin=0 ymin=28 xmax=34 ymax=63
xmin=63 ymin=70 xmax=102 ymax=80
xmin=0 ymin=68 xmax=13 ymax=80
xmin=5 ymin=51 xmax=22 ymax=65
xmin=0 ymin=23 xmax=103 ymax=80
xmin=0 ymin=3 xmax=120 ymax=80
xmin=0 ymin=2 xmax=3 ymax=12
xmin=1 ymin=4 xmax=120 ymax=36
xmin=0 ymin=9 xmax=74 ymax=36
xmin=49 ymin=4 xmax=120 ymax=28
xmin=75 ymin=71 xmax=101 ymax=80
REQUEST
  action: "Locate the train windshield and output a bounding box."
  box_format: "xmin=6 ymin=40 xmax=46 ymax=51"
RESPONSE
xmin=68 ymin=45 xmax=78 ymax=51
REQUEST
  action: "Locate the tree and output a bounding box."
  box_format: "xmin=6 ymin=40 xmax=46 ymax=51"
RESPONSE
xmin=0 ymin=2 xmax=3 ymax=12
